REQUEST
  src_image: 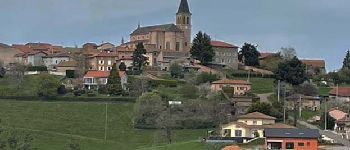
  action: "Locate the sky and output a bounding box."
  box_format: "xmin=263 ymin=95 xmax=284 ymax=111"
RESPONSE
xmin=0 ymin=0 xmax=349 ymax=71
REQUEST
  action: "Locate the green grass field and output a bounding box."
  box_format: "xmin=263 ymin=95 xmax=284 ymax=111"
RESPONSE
xmin=233 ymin=77 xmax=275 ymax=94
xmin=0 ymin=100 xmax=206 ymax=150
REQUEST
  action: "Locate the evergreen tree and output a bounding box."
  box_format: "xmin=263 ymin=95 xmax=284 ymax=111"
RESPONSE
xmin=0 ymin=67 xmax=5 ymax=78
xmin=275 ymin=56 xmax=307 ymax=86
xmin=190 ymin=31 xmax=214 ymax=65
xmin=343 ymin=50 xmax=350 ymax=70
xmin=119 ymin=62 xmax=127 ymax=71
xmin=133 ymin=43 xmax=147 ymax=70
xmin=106 ymin=63 xmax=123 ymax=95
xmin=170 ymin=63 xmax=182 ymax=78
xmin=238 ymin=43 xmax=260 ymax=66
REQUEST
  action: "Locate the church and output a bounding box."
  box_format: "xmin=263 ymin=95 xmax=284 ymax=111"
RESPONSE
xmin=116 ymin=0 xmax=192 ymax=69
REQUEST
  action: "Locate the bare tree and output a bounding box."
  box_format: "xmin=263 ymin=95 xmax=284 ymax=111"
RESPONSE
xmin=72 ymin=54 xmax=89 ymax=78
xmin=10 ymin=63 xmax=27 ymax=89
xmin=281 ymin=47 xmax=297 ymax=60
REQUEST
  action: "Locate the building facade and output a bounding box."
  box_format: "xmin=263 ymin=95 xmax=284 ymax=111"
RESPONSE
xmin=0 ymin=44 xmax=22 ymax=66
xmin=211 ymin=41 xmax=239 ymax=70
xmin=88 ymin=51 xmax=118 ymax=71
xmin=43 ymin=53 xmax=72 ymax=70
xmin=211 ymin=79 xmax=251 ymax=96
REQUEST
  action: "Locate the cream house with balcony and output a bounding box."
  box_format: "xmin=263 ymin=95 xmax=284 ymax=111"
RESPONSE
xmin=221 ymin=112 xmax=294 ymax=138
xmin=211 ymin=79 xmax=251 ymax=96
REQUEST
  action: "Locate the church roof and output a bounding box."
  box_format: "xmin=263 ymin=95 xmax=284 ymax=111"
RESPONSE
xmin=130 ymin=24 xmax=182 ymax=35
xmin=131 ymin=24 xmax=182 ymax=35
xmin=177 ymin=0 xmax=191 ymax=14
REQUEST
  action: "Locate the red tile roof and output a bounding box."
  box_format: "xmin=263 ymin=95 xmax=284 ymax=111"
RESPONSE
xmin=211 ymin=41 xmax=238 ymax=48
xmin=212 ymin=79 xmax=251 ymax=85
xmin=237 ymin=112 xmax=276 ymax=120
xmin=301 ymin=59 xmax=326 ymax=68
xmin=84 ymin=71 xmax=110 ymax=78
xmin=329 ymin=109 xmax=347 ymax=121
xmin=329 ymin=87 xmax=350 ymax=97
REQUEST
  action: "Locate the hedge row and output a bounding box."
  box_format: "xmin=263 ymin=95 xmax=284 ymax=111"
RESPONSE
xmin=229 ymin=72 xmax=275 ymax=78
xmin=27 ymin=66 xmax=48 ymax=71
xmin=0 ymin=96 xmax=136 ymax=103
xmin=149 ymin=79 xmax=178 ymax=87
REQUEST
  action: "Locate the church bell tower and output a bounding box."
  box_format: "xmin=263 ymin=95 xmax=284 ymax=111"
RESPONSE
xmin=176 ymin=0 xmax=192 ymax=52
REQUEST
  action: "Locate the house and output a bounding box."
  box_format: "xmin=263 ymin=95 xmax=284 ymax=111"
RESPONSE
xmin=334 ymin=114 xmax=350 ymax=139
xmin=27 ymin=51 xmax=47 ymax=66
xmin=211 ymin=41 xmax=239 ymax=70
xmin=211 ymin=79 xmax=251 ymax=96
xmin=116 ymin=57 xmax=133 ymax=69
xmin=221 ymin=112 xmax=294 ymax=139
xmin=286 ymin=94 xmax=322 ymax=111
xmin=43 ymin=52 xmax=72 ymax=70
xmin=83 ymin=70 xmax=128 ymax=90
xmin=56 ymin=61 xmax=78 ymax=75
xmin=301 ymin=59 xmax=326 ymax=75
xmin=83 ymin=71 xmax=110 ymax=89
xmin=329 ymin=87 xmax=350 ymax=102
xmin=88 ymin=51 xmax=118 ymax=71
xmin=97 ymin=43 xmax=115 ymax=51
xmin=265 ymin=128 xmax=320 ymax=150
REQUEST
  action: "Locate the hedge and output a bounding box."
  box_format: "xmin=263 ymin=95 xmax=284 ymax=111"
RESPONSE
xmin=0 ymin=96 xmax=136 ymax=103
xmin=27 ymin=66 xmax=48 ymax=71
xmin=229 ymin=72 xmax=275 ymax=78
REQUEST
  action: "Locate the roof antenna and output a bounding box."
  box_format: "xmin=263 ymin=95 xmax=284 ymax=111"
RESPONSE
xmin=138 ymin=21 xmax=141 ymax=29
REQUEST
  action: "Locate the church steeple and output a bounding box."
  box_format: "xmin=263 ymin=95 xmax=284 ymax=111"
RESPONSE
xmin=176 ymin=0 xmax=192 ymax=53
xmin=177 ymin=0 xmax=191 ymax=14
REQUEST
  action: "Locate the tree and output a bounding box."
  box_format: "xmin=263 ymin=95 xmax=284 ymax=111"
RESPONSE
xmin=170 ymin=63 xmax=183 ymax=78
xmin=248 ymin=102 xmax=272 ymax=116
xmin=106 ymin=63 xmax=123 ymax=96
xmin=179 ymin=84 xmax=198 ymax=99
xmin=275 ymin=57 xmax=307 ymax=126
xmin=320 ymin=112 xmax=336 ymax=130
xmin=190 ymin=31 xmax=214 ymax=65
xmin=119 ymin=62 xmax=127 ymax=71
xmin=343 ymin=50 xmax=350 ymax=70
xmin=275 ymin=57 xmax=307 ymax=86
xmin=293 ymin=83 xmax=318 ymax=96
xmin=72 ymin=53 xmax=88 ymax=77
xmin=196 ymin=72 xmax=218 ymax=84
xmin=134 ymin=92 xmax=166 ymax=128
xmin=36 ymin=74 xmax=62 ymax=98
xmin=0 ymin=67 xmax=5 ymax=78
xmin=133 ymin=43 xmax=147 ymax=70
xmin=238 ymin=43 xmax=260 ymax=66
xmin=281 ymin=47 xmax=297 ymax=60
xmin=10 ymin=63 xmax=27 ymax=89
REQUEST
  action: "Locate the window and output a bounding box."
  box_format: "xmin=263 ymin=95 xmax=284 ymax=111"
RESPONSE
xmin=107 ymin=67 xmax=112 ymax=71
xmin=235 ymin=130 xmax=242 ymax=137
xmin=187 ymin=17 xmax=190 ymax=24
xmin=306 ymin=142 xmax=310 ymax=146
xmin=176 ymin=42 xmax=180 ymax=51
xmin=160 ymin=45 xmax=162 ymax=49
xmin=99 ymin=60 xmax=104 ymax=65
xmin=108 ymin=60 xmax=112 ymax=65
xmin=99 ymin=66 xmax=104 ymax=71
xmin=221 ymin=59 xmax=224 ymax=63
xmin=166 ymin=42 xmax=170 ymax=50
xmin=253 ymin=121 xmax=257 ymax=125
xmin=286 ymin=142 xmax=294 ymax=149
xmin=185 ymin=42 xmax=188 ymax=47
xmin=298 ymin=143 xmax=304 ymax=147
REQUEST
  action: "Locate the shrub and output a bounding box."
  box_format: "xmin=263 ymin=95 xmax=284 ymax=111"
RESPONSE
xmin=181 ymin=119 xmax=215 ymax=129
xmin=196 ymin=72 xmax=218 ymax=84
xmin=66 ymin=70 xmax=75 ymax=78
xmin=57 ymin=85 xmax=67 ymax=95
xmin=73 ymin=90 xmax=82 ymax=96
xmin=27 ymin=66 xmax=47 ymax=71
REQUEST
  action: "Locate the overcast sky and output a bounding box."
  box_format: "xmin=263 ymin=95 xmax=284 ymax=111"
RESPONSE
xmin=0 ymin=0 xmax=349 ymax=71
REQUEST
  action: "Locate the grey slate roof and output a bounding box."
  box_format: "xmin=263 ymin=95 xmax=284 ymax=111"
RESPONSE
xmin=177 ymin=0 xmax=191 ymax=14
xmin=130 ymin=24 xmax=182 ymax=35
xmin=265 ymin=128 xmax=320 ymax=139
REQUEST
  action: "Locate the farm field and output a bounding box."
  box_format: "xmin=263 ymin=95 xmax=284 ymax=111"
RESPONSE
xmin=0 ymin=100 xmax=206 ymax=150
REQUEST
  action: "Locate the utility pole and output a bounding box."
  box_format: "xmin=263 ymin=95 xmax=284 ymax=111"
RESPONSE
xmin=325 ymin=100 xmax=327 ymax=130
xmin=299 ymin=95 xmax=302 ymax=118
xmin=278 ymin=80 xmax=281 ymax=102
xmin=283 ymin=85 xmax=286 ymax=124
xmin=104 ymin=103 xmax=108 ymax=141
xmin=247 ymin=70 xmax=251 ymax=82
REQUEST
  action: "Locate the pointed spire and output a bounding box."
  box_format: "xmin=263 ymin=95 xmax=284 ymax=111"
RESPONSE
xmin=121 ymin=37 xmax=125 ymax=44
xmin=138 ymin=21 xmax=141 ymax=29
xmin=177 ymin=0 xmax=191 ymax=14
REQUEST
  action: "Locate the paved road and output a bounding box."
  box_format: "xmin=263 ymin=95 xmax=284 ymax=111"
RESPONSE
xmin=295 ymin=118 xmax=350 ymax=147
xmin=257 ymin=93 xmax=273 ymax=103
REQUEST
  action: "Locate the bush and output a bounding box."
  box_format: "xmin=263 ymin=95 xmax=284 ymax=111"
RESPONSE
xmin=57 ymin=85 xmax=67 ymax=95
xmin=66 ymin=70 xmax=75 ymax=78
xmin=27 ymin=66 xmax=47 ymax=71
xmin=196 ymin=72 xmax=218 ymax=84
xmin=181 ymin=119 xmax=215 ymax=129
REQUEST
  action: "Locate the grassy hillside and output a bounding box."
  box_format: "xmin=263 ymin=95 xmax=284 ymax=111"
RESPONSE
xmin=232 ymin=77 xmax=275 ymax=94
xmin=0 ymin=100 xmax=205 ymax=150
